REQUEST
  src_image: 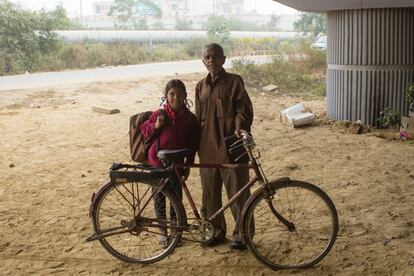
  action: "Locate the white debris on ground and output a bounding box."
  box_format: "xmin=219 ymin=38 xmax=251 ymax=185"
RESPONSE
xmin=280 ymin=102 xmax=316 ymax=127
xmin=262 ymin=84 xmax=279 ymax=92
xmin=400 ymin=116 xmax=414 ymax=140
xmin=92 ymin=106 xmax=120 ymax=114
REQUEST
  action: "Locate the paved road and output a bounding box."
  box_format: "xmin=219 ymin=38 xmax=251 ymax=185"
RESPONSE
xmin=0 ymin=56 xmax=271 ymax=91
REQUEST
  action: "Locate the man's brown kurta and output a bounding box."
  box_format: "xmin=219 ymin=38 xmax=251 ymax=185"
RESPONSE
xmin=195 ymin=69 xmax=254 ymax=242
xmin=195 ymin=69 xmax=253 ymax=164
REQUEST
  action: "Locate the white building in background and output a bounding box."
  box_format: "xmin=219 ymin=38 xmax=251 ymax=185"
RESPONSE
xmin=152 ymin=0 xmax=244 ymax=17
xmin=93 ymin=1 xmax=113 ymax=16
xmin=212 ymin=0 xmax=245 ymax=16
xmin=190 ymin=0 xmax=214 ymax=16
xmin=157 ymin=0 xmax=190 ymax=17
xmin=85 ymin=0 xmax=295 ymax=30
xmin=91 ymin=0 xmax=214 ymax=17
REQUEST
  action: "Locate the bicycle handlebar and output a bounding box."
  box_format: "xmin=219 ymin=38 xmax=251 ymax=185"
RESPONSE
xmin=224 ymin=130 xmax=252 ymax=142
xmin=225 ymin=130 xmax=256 ymax=162
xmin=224 ymin=134 xmax=237 ymax=142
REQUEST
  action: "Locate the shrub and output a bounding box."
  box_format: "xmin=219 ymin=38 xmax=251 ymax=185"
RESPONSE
xmin=376 ymin=107 xmax=401 ymax=129
xmin=175 ymin=18 xmax=192 ymax=30
xmin=60 ymin=43 xmax=89 ymax=68
xmin=406 ymin=83 xmax=414 ymax=112
xmin=183 ymin=37 xmax=210 ymax=57
xmin=204 ymin=15 xmax=230 ymax=45
xmin=0 ymin=1 xmax=79 ymax=72
xmin=232 ymin=37 xmax=279 ymax=56
xmin=232 ymin=40 xmax=326 ymax=97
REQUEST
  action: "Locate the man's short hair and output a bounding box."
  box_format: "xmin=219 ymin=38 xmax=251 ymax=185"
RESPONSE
xmin=204 ymin=43 xmax=224 ymax=56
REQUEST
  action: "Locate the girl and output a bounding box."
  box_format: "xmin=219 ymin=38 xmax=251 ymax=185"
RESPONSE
xmin=140 ymin=79 xmax=199 ymax=246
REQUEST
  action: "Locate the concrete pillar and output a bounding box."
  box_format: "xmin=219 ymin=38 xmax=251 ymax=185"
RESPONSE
xmin=327 ymin=8 xmax=414 ymax=125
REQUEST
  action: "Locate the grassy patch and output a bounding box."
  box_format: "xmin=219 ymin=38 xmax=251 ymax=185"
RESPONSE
xmin=232 ymin=40 xmax=326 ymax=98
xmin=2 ymin=37 xmax=289 ymax=75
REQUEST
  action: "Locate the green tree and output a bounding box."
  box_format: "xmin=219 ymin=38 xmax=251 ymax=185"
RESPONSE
xmin=227 ymin=17 xmax=260 ymax=31
xmin=109 ymin=0 xmax=161 ymax=29
xmin=175 ymin=18 xmax=192 ymax=30
xmin=43 ymin=5 xmax=74 ymax=30
xmin=139 ymin=0 xmax=161 ymax=18
xmin=204 ymin=15 xmax=230 ymax=44
xmin=0 ymin=1 xmax=72 ymax=71
xmin=108 ymin=0 xmax=136 ymax=28
xmin=135 ymin=18 xmax=148 ymax=30
xmin=267 ymin=14 xmax=280 ymax=31
xmin=152 ymin=20 xmax=164 ymax=30
xmin=294 ymin=12 xmax=326 ymax=37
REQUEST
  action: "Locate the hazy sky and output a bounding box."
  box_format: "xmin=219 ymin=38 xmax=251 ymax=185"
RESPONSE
xmin=10 ymin=0 xmax=298 ymax=16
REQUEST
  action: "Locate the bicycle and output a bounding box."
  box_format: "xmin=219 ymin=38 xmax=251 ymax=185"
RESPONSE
xmin=86 ymin=131 xmax=339 ymax=270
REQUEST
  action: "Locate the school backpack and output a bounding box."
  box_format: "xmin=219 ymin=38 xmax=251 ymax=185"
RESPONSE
xmin=129 ymin=109 xmax=167 ymax=163
xmin=129 ymin=111 xmax=153 ymax=163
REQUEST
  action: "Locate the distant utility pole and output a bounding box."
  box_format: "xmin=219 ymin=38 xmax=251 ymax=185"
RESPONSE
xmin=80 ymin=0 xmax=83 ymax=27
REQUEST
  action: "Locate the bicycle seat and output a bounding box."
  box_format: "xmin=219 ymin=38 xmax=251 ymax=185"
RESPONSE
xmin=157 ymin=148 xmax=193 ymax=162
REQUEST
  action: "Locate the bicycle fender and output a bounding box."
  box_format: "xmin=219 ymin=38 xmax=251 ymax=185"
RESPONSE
xmin=239 ymin=177 xmax=291 ymax=243
xmin=88 ymin=180 xmax=113 ymax=218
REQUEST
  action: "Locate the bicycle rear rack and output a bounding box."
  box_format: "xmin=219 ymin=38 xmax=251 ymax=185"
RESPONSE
xmin=109 ymin=163 xmax=170 ymax=184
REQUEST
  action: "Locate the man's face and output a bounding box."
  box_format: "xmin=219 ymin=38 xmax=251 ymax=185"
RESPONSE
xmin=202 ymin=47 xmax=226 ymax=76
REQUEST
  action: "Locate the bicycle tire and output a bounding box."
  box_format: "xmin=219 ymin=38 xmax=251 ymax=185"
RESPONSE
xmin=242 ymin=180 xmax=339 ymax=269
xmin=91 ymin=180 xmax=186 ymax=264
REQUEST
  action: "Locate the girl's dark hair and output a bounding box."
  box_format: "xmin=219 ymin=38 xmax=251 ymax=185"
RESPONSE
xmin=165 ymin=79 xmax=187 ymax=97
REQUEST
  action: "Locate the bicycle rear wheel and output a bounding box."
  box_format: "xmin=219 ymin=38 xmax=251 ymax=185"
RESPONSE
xmin=243 ymin=180 xmax=338 ymax=269
xmin=91 ymin=180 xmax=185 ymax=264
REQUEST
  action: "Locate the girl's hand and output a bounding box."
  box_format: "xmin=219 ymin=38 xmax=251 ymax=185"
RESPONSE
xmin=155 ymin=115 xmax=165 ymax=129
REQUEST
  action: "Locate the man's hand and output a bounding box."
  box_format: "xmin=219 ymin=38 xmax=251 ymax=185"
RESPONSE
xmin=155 ymin=114 xmax=165 ymax=129
xmin=234 ymin=128 xmax=242 ymax=138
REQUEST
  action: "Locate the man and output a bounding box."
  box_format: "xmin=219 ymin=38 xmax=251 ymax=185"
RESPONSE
xmin=195 ymin=43 xmax=254 ymax=250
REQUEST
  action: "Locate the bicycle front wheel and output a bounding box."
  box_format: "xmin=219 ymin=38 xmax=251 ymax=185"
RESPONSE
xmin=243 ymin=180 xmax=338 ymax=269
xmin=91 ymin=180 xmax=185 ymax=264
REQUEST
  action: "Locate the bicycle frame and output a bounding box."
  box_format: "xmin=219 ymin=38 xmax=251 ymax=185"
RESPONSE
xmin=136 ymin=132 xmax=294 ymax=234
xmin=123 ymin=162 xmax=260 ymax=236
xmin=168 ymin=132 xmax=295 ymax=233
xmin=174 ymin=162 xmax=259 ymax=223
xmin=168 ymin=132 xmax=273 ymax=224
xmin=87 ymin=132 xmax=295 ymax=242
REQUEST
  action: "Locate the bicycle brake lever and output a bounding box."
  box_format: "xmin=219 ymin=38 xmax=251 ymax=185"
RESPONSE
xmin=230 ymin=138 xmax=244 ymax=148
xmin=229 ymin=143 xmax=245 ymax=153
xmin=230 ymin=141 xmax=256 ymax=154
xmin=234 ymin=151 xmax=249 ymax=162
xmin=224 ymin=134 xmax=237 ymax=142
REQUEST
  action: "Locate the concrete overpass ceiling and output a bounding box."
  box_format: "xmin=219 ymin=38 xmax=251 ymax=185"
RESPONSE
xmin=272 ymin=0 xmax=414 ymax=12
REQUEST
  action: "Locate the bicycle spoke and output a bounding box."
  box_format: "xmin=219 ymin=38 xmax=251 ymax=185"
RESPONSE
xmin=106 ymin=190 xmax=133 ymax=216
xmin=98 ymin=207 xmax=129 ymax=220
xmin=131 ymin=182 xmax=135 ymax=217
xmin=92 ymin=180 xmax=184 ymax=263
xmin=244 ymin=181 xmax=338 ymax=269
xmin=114 ymin=185 xmax=135 ymax=209
xmin=103 ymin=193 xmax=130 ymax=215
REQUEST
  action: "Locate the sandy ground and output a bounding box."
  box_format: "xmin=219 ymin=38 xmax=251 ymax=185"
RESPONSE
xmin=0 ymin=73 xmax=413 ymax=275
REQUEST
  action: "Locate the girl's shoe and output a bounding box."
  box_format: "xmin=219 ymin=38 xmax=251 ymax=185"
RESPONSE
xmin=159 ymin=236 xmax=170 ymax=248
xmin=158 ymin=236 xmax=183 ymax=248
